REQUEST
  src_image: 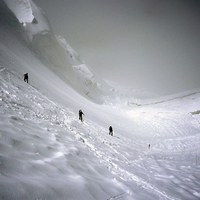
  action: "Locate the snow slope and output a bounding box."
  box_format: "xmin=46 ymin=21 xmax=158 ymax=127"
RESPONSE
xmin=0 ymin=1 xmax=200 ymax=199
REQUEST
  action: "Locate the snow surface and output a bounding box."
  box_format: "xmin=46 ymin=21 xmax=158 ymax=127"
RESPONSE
xmin=0 ymin=1 xmax=200 ymax=200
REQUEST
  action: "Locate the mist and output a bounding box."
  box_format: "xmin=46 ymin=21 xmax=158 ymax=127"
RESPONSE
xmin=33 ymin=0 xmax=200 ymax=95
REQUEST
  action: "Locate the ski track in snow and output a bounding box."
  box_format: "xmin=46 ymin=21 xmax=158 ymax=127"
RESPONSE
xmin=1 ymin=68 xmax=200 ymax=200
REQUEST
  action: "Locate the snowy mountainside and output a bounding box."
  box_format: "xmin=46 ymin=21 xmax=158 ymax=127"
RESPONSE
xmin=1 ymin=64 xmax=200 ymax=199
xmin=1 ymin=0 xmax=115 ymax=104
xmin=0 ymin=1 xmax=200 ymax=200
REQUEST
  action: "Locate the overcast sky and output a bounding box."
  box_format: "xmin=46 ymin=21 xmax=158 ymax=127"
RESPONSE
xmin=33 ymin=0 xmax=200 ymax=95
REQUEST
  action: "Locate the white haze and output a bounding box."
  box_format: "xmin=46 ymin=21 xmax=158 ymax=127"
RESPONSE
xmin=0 ymin=1 xmax=200 ymax=200
xmin=33 ymin=0 xmax=200 ymax=95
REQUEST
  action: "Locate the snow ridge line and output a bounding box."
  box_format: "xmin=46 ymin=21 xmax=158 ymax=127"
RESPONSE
xmin=130 ymin=91 xmax=200 ymax=106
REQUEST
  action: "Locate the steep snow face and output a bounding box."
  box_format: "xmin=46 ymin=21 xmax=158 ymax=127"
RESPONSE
xmin=0 ymin=67 xmax=127 ymax=200
xmin=30 ymin=31 xmax=114 ymax=104
xmin=3 ymin=0 xmax=34 ymax=24
xmin=1 ymin=0 xmax=115 ymax=103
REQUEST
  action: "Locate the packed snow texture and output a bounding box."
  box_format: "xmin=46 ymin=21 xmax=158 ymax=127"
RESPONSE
xmin=0 ymin=1 xmax=200 ymax=200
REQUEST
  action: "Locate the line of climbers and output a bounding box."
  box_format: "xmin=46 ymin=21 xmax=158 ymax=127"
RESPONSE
xmin=23 ymin=73 xmax=114 ymax=136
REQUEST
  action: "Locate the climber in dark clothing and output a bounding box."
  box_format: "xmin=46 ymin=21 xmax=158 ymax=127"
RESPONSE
xmin=79 ymin=109 xmax=84 ymax=122
xmin=109 ymin=126 xmax=113 ymax=136
xmin=23 ymin=73 xmax=29 ymax=83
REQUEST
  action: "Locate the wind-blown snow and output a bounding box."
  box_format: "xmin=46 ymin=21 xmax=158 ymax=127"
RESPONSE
xmin=0 ymin=1 xmax=200 ymax=200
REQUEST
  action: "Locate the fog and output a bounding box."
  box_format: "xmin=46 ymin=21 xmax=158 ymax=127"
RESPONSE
xmin=33 ymin=0 xmax=200 ymax=95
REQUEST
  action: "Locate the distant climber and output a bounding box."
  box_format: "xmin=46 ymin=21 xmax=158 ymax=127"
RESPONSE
xmin=23 ymin=73 xmax=29 ymax=83
xmin=109 ymin=126 xmax=113 ymax=136
xmin=79 ymin=109 xmax=84 ymax=122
